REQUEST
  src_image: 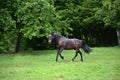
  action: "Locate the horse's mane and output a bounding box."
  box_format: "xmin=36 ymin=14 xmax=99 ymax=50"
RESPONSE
xmin=51 ymin=32 xmax=62 ymax=37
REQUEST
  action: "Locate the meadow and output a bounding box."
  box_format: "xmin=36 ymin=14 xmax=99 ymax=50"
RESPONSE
xmin=0 ymin=47 xmax=120 ymax=80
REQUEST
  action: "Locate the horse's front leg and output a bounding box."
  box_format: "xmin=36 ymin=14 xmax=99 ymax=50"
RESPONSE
xmin=55 ymin=51 xmax=59 ymax=62
xmin=59 ymin=48 xmax=64 ymax=60
xmin=56 ymin=48 xmax=64 ymax=62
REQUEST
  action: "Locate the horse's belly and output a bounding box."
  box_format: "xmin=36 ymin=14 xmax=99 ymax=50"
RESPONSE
xmin=64 ymin=44 xmax=76 ymax=50
xmin=64 ymin=47 xmax=73 ymax=50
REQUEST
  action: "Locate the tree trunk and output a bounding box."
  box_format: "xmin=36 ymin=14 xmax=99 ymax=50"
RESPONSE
xmin=116 ymin=29 xmax=120 ymax=45
xmin=15 ymin=32 xmax=22 ymax=53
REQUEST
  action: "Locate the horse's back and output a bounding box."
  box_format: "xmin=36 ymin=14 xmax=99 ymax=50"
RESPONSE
xmin=63 ymin=38 xmax=83 ymax=49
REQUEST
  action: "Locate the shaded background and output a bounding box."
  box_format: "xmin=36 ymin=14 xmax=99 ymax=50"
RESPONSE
xmin=0 ymin=0 xmax=120 ymax=52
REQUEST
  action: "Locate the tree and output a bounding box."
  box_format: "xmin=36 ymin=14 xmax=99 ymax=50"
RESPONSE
xmin=54 ymin=0 xmax=103 ymax=45
xmin=0 ymin=0 xmax=17 ymax=53
xmin=0 ymin=0 xmax=71 ymax=53
xmin=54 ymin=0 xmax=118 ymax=46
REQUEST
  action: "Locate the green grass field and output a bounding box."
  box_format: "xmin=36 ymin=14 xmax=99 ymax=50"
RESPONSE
xmin=0 ymin=47 xmax=120 ymax=80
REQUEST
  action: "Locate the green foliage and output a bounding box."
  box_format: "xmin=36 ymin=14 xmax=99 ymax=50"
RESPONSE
xmin=0 ymin=33 xmax=9 ymax=53
xmin=13 ymin=0 xmax=71 ymax=39
xmin=98 ymin=0 xmax=120 ymax=28
xmin=112 ymin=0 xmax=120 ymax=28
xmin=0 ymin=0 xmax=120 ymax=52
xmin=0 ymin=0 xmax=71 ymax=52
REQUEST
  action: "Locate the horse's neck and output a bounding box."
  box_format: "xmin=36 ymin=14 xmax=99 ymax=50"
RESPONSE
xmin=56 ymin=36 xmax=67 ymax=44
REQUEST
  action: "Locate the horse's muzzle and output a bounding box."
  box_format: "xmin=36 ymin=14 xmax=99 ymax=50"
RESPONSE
xmin=48 ymin=42 xmax=51 ymax=44
xmin=48 ymin=40 xmax=51 ymax=44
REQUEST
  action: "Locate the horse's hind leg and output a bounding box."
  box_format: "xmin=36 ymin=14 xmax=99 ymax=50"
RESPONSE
xmin=71 ymin=50 xmax=78 ymax=62
xmin=78 ymin=50 xmax=83 ymax=61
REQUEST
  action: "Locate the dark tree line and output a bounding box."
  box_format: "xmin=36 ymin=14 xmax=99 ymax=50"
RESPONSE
xmin=0 ymin=0 xmax=120 ymax=53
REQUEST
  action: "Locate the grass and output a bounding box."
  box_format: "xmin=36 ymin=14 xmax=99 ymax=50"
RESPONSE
xmin=0 ymin=46 xmax=120 ymax=80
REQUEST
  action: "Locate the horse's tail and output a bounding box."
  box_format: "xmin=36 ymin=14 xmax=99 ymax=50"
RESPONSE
xmin=82 ymin=40 xmax=91 ymax=54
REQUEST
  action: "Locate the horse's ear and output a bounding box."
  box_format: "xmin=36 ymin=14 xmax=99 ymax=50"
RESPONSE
xmin=51 ymin=32 xmax=55 ymax=36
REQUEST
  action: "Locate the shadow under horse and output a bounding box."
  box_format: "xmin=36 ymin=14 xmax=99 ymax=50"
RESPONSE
xmin=48 ymin=32 xmax=91 ymax=62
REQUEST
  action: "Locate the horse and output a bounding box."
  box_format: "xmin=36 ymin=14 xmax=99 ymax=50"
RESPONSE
xmin=48 ymin=32 xmax=91 ymax=62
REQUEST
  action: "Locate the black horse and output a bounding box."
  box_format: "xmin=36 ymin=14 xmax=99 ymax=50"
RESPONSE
xmin=48 ymin=32 xmax=91 ymax=62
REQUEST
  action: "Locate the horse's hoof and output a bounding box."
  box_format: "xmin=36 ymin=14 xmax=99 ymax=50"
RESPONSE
xmin=62 ymin=57 xmax=64 ymax=60
xmin=81 ymin=60 xmax=83 ymax=62
xmin=70 ymin=61 xmax=73 ymax=62
xmin=55 ymin=61 xmax=58 ymax=62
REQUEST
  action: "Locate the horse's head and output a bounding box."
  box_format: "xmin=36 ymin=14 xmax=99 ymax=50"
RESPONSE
xmin=48 ymin=32 xmax=56 ymax=44
xmin=48 ymin=32 xmax=62 ymax=44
